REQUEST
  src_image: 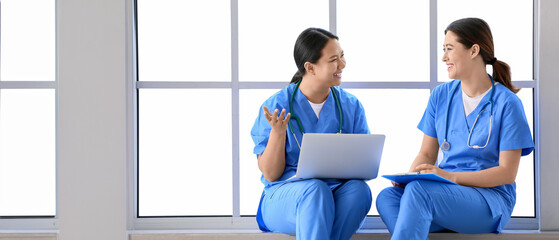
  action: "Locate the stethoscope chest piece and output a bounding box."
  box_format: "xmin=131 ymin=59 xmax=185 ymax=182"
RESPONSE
xmin=441 ymin=140 xmax=451 ymax=151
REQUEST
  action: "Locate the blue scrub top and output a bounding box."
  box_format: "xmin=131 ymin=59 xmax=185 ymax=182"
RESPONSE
xmin=251 ymin=83 xmax=370 ymax=187
xmin=418 ymin=79 xmax=534 ymax=231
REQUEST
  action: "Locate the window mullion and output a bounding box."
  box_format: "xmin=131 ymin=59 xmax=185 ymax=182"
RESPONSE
xmin=329 ymin=0 xmax=337 ymax=34
xmin=231 ymin=0 xmax=240 ymax=218
xmin=429 ymin=0 xmax=438 ymax=91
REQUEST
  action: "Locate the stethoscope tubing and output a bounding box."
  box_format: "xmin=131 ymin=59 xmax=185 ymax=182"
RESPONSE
xmin=442 ymin=74 xmax=495 ymax=151
xmin=288 ymin=80 xmax=344 ymax=148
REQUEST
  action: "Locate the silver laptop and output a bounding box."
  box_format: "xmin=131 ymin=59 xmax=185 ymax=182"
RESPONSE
xmin=293 ymin=133 xmax=385 ymax=180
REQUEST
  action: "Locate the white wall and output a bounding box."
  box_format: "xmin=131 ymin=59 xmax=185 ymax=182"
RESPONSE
xmin=52 ymin=0 xmax=558 ymax=239
xmin=538 ymin=0 xmax=559 ymax=231
xmin=57 ymin=0 xmax=127 ymax=239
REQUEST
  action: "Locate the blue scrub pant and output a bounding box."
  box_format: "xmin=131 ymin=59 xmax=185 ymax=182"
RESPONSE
xmin=260 ymin=179 xmax=372 ymax=240
xmin=376 ymin=180 xmax=500 ymax=240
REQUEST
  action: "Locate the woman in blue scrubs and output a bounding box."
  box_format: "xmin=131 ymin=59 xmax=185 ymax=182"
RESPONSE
xmin=250 ymin=28 xmax=372 ymax=240
xmin=376 ymin=18 xmax=534 ymax=239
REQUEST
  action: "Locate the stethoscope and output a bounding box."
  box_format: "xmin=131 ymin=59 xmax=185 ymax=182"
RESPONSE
xmin=441 ymin=74 xmax=495 ymax=151
xmin=288 ymin=80 xmax=343 ymax=149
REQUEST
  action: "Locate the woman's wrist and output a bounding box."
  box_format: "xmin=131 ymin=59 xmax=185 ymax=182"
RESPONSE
xmin=447 ymin=172 xmax=459 ymax=184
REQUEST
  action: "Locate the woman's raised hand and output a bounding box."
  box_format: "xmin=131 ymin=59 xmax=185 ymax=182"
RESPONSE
xmin=262 ymin=106 xmax=291 ymax=134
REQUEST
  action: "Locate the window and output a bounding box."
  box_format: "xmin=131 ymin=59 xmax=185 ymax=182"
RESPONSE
xmin=135 ymin=0 xmax=537 ymax=228
xmin=0 ymin=0 xmax=56 ymax=217
xmin=136 ymin=0 xmax=232 ymax=216
xmin=238 ymin=0 xmax=328 ymax=82
xmin=139 ymin=89 xmax=232 ymax=216
xmin=337 ymin=0 xmax=430 ymax=82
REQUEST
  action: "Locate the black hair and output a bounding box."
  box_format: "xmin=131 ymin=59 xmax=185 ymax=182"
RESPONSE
xmin=290 ymin=28 xmax=339 ymax=83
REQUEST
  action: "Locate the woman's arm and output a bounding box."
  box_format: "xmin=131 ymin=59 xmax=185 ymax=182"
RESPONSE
xmin=408 ymin=134 xmax=440 ymax=172
xmin=390 ymin=134 xmax=439 ymax=187
xmin=415 ymin=149 xmax=522 ymax=188
xmin=257 ymin=106 xmax=290 ymax=182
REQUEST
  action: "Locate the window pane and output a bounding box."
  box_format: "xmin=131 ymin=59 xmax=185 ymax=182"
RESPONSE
xmin=238 ymin=0 xmax=329 ymax=82
xmin=335 ymin=89 xmax=430 ymax=215
xmin=0 ymin=0 xmax=55 ymax=81
xmin=138 ymin=89 xmax=232 ymax=216
xmin=513 ymin=88 xmax=534 ymax=217
xmin=338 ymin=1 xmax=430 ymax=82
xmin=239 ymin=89 xmax=280 ymax=215
xmin=0 ymin=89 xmax=55 ymax=216
xmin=137 ymin=0 xmax=231 ymax=82
xmin=437 ymin=0 xmax=533 ymax=81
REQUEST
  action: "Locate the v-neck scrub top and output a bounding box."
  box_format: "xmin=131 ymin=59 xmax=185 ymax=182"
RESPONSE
xmin=417 ymin=79 xmax=534 ymax=231
xmin=251 ymin=83 xmax=370 ymax=187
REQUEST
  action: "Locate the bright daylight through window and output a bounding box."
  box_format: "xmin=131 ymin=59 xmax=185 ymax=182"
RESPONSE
xmin=136 ymin=0 xmax=536 ymax=222
xmin=0 ymin=0 xmax=56 ymax=217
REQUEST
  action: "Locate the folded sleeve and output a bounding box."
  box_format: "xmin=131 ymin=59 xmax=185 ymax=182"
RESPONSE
xmin=352 ymin=100 xmax=370 ymax=134
xmin=499 ymin=95 xmax=534 ymax=156
xmin=417 ymin=86 xmax=440 ymax=138
xmin=251 ymin=105 xmax=272 ymax=157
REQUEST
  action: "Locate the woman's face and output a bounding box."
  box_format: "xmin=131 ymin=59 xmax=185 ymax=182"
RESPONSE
xmin=442 ymin=31 xmax=473 ymax=80
xmin=309 ymin=39 xmax=346 ymax=87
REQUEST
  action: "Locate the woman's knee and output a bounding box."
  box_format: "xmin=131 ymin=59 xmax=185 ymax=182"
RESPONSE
xmin=300 ymin=179 xmax=332 ymax=202
xmin=404 ymin=180 xmax=431 ymax=198
xmin=377 ymin=186 xmax=403 ymax=202
xmin=304 ymin=179 xmax=330 ymax=192
xmin=346 ymin=180 xmax=373 ymax=202
xmin=347 ymin=179 xmax=371 ymax=191
xmin=345 ymin=180 xmax=371 ymax=196
xmin=341 ymin=180 xmax=372 ymax=206
xmin=399 ymin=180 xmax=434 ymax=210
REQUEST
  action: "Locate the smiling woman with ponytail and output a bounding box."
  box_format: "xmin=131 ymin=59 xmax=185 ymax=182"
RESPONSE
xmin=376 ymin=18 xmax=534 ymax=239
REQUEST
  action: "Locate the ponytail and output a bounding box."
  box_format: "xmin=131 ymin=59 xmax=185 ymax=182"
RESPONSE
xmin=291 ymin=70 xmax=303 ymax=84
xmin=491 ymin=59 xmax=519 ymax=93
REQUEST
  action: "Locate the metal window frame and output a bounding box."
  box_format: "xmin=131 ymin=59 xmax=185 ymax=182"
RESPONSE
xmin=130 ymin=0 xmax=539 ymax=231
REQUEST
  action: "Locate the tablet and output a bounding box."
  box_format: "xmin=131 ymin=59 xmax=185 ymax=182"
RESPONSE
xmin=382 ymin=173 xmax=456 ymax=185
